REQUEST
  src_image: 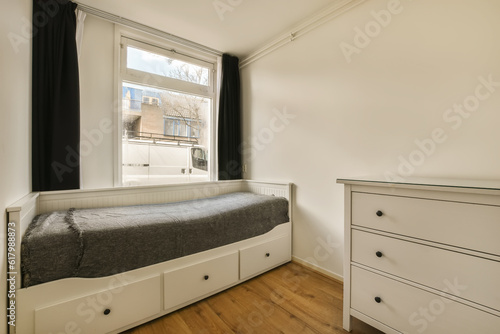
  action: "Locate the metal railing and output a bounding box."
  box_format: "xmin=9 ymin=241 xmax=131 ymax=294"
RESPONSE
xmin=123 ymin=130 xmax=199 ymax=145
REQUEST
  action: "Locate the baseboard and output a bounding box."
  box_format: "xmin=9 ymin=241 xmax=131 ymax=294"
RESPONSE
xmin=291 ymin=256 xmax=344 ymax=283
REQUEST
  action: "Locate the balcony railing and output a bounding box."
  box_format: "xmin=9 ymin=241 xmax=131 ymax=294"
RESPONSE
xmin=123 ymin=130 xmax=199 ymax=145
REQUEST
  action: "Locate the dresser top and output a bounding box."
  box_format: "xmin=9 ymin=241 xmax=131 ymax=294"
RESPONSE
xmin=337 ymin=176 xmax=500 ymax=195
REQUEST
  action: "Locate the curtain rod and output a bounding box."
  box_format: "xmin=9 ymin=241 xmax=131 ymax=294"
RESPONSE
xmin=74 ymin=2 xmax=223 ymax=58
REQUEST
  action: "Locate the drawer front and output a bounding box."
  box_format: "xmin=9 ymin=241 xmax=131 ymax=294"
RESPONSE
xmin=239 ymin=234 xmax=291 ymax=280
xmin=352 ymin=192 xmax=500 ymax=256
xmin=35 ymin=275 xmax=161 ymax=334
xmin=351 ymin=266 xmax=500 ymax=334
xmin=352 ymin=229 xmax=500 ymax=311
xmin=163 ymin=252 xmax=238 ymax=310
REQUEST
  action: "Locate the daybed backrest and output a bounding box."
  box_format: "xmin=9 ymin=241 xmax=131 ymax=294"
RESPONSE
xmin=37 ymin=180 xmax=242 ymax=213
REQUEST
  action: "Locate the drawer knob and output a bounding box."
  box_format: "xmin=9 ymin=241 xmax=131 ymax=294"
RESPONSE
xmin=204 ymin=275 xmax=209 ymax=280
xmin=374 ymin=297 xmax=382 ymax=303
xmin=103 ymin=308 xmax=111 ymax=315
xmin=376 ymin=210 xmax=383 ymax=217
xmin=265 ymin=253 xmax=270 ymax=257
xmin=376 ymin=251 xmax=383 ymax=258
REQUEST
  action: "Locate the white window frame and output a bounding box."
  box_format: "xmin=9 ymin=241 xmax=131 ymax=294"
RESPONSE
xmin=114 ymin=26 xmax=219 ymax=186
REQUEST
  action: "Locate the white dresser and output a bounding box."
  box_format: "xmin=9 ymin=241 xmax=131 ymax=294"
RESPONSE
xmin=337 ymin=177 xmax=500 ymax=334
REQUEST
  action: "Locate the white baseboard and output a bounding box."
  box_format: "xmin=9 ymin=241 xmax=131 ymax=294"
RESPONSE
xmin=292 ymin=256 xmax=344 ymax=283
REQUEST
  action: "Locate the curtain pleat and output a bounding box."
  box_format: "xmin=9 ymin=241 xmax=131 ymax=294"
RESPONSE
xmin=32 ymin=0 xmax=80 ymax=191
xmin=217 ymin=54 xmax=242 ymax=180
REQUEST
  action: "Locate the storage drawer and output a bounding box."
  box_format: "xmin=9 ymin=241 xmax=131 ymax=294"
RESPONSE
xmin=352 ymin=229 xmax=500 ymax=311
xmin=35 ymin=275 xmax=161 ymax=334
xmin=352 ymin=192 xmax=500 ymax=256
xmin=163 ymin=252 xmax=238 ymax=310
xmin=239 ymin=234 xmax=291 ymax=280
xmin=351 ymin=266 xmax=500 ymax=334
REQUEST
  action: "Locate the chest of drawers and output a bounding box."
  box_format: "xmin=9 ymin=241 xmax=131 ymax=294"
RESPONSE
xmin=337 ymin=177 xmax=500 ymax=334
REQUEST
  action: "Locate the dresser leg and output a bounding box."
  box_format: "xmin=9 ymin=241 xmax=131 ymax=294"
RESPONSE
xmin=343 ymin=314 xmax=352 ymax=332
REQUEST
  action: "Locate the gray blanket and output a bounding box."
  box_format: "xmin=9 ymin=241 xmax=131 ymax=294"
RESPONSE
xmin=21 ymin=192 xmax=289 ymax=287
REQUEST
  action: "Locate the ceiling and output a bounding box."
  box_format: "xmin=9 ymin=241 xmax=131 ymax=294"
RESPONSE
xmin=77 ymin=0 xmax=337 ymax=58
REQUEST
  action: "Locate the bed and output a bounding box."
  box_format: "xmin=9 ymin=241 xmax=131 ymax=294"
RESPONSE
xmin=7 ymin=180 xmax=293 ymax=334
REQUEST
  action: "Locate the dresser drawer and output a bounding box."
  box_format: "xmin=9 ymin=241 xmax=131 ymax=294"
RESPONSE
xmin=351 ymin=266 xmax=500 ymax=334
xmin=163 ymin=252 xmax=238 ymax=310
xmin=239 ymin=234 xmax=291 ymax=280
xmin=35 ymin=275 xmax=161 ymax=334
xmin=352 ymin=229 xmax=500 ymax=311
xmin=352 ymin=192 xmax=500 ymax=256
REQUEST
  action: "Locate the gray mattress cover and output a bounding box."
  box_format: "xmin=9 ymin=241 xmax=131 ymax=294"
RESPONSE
xmin=21 ymin=192 xmax=289 ymax=288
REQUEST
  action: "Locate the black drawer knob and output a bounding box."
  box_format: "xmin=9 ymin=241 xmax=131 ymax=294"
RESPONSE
xmin=103 ymin=308 xmax=111 ymax=315
xmin=374 ymin=297 xmax=382 ymax=303
xmin=204 ymin=275 xmax=209 ymax=280
xmin=265 ymin=253 xmax=270 ymax=257
xmin=376 ymin=210 xmax=383 ymax=217
xmin=376 ymin=251 xmax=383 ymax=258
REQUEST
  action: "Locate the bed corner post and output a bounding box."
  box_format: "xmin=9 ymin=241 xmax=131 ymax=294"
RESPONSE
xmin=6 ymin=210 xmax=20 ymax=334
xmin=6 ymin=192 xmax=39 ymax=334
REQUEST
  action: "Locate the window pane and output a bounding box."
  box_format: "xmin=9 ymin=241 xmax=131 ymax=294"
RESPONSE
xmin=191 ymin=120 xmax=200 ymax=138
xmin=122 ymin=83 xmax=143 ymax=113
xmin=122 ymin=82 xmax=211 ymax=186
xmin=164 ymin=119 xmax=174 ymax=136
xmin=127 ymin=46 xmax=209 ymax=86
xmin=178 ymin=122 xmax=187 ymax=137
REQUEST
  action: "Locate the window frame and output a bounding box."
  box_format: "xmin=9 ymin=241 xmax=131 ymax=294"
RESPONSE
xmin=121 ymin=37 xmax=215 ymax=96
xmin=114 ymin=26 xmax=219 ymax=186
xmin=163 ymin=117 xmax=202 ymax=139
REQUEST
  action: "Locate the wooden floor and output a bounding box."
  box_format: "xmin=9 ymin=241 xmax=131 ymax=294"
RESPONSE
xmin=122 ymin=262 xmax=383 ymax=334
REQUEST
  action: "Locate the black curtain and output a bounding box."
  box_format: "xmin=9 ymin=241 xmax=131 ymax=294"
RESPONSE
xmin=32 ymin=0 xmax=80 ymax=191
xmin=218 ymin=54 xmax=242 ymax=180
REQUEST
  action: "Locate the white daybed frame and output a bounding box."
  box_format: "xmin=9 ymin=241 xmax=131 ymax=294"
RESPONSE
xmin=6 ymin=180 xmax=293 ymax=334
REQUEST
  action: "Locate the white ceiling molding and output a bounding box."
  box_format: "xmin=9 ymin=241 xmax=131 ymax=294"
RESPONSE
xmin=239 ymin=0 xmax=366 ymax=68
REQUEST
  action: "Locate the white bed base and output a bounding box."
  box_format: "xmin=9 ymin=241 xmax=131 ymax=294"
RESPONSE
xmin=6 ymin=180 xmax=293 ymax=334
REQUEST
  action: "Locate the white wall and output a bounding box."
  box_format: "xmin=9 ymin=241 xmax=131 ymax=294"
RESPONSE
xmin=79 ymin=15 xmax=115 ymax=189
xmin=1 ymin=0 xmax=32 ymax=331
xmin=240 ymin=0 xmax=500 ymax=278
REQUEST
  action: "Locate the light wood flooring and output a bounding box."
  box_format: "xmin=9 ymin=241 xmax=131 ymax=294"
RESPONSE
xmin=122 ymin=262 xmax=383 ymax=334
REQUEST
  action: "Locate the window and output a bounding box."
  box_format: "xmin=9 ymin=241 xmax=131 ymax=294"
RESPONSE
xmin=142 ymin=96 xmax=159 ymax=105
xmin=126 ymin=46 xmax=210 ymax=86
xmin=119 ymin=34 xmax=217 ymax=186
xmin=164 ymin=117 xmax=202 ymax=139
